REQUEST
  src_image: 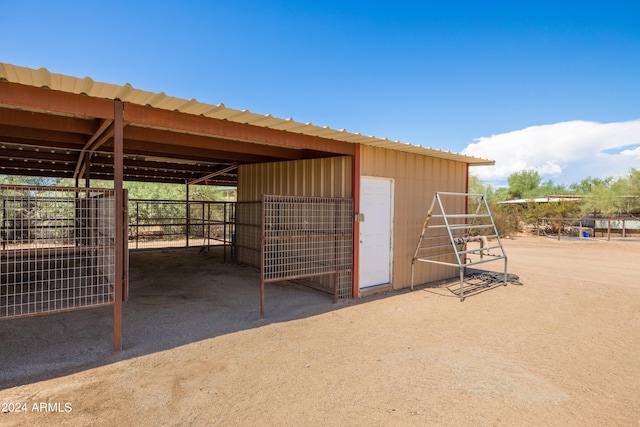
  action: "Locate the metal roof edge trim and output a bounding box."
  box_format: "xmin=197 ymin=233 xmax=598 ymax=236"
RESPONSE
xmin=0 ymin=62 xmax=494 ymax=166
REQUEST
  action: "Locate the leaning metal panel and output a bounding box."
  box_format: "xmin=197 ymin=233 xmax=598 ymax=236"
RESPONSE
xmin=1 ymin=185 xmax=116 ymax=319
xmin=261 ymin=195 xmax=353 ymax=313
xmin=410 ymin=192 xmax=508 ymax=301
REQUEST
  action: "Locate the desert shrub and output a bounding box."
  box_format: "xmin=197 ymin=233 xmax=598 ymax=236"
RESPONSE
xmin=489 ymin=201 xmax=520 ymax=237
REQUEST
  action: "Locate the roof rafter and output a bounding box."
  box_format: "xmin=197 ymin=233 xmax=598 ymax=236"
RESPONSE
xmin=188 ymin=164 xmax=238 ymax=185
xmin=73 ymin=119 xmax=115 ymax=179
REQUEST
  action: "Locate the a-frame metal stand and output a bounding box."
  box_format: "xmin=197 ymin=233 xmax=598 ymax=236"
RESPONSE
xmin=410 ymin=192 xmax=508 ymax=301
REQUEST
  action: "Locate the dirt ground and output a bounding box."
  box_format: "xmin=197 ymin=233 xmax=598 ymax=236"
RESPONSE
xmin=1 ymin=236 xmax=639 ymax=426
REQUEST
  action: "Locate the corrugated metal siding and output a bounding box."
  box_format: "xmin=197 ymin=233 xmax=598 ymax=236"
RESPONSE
xmin=360 ymin=145 xmax=467 ymax=289
xmin=237 ymin=157 xmax=352 ymax=201
xmin=235 ymin=156 xmax=352 ymax=266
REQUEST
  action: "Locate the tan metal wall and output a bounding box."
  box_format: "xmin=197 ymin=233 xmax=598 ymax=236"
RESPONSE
xmin=238 ymin=156 xmax=352 ymax=201
xmin=360 ymin=145 xmax=468 ymax=289
xmin=237 ymin=150 xmax=470 ymax=291
xmin=236 ymin=156 xmax=352 ymax=267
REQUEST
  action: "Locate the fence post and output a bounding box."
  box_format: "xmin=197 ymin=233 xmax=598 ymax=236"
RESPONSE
xmin=2 ymin=198 xmax=6 ymax=250
xmin=222 ymin=202 xmax=227 ymax=263
xmin=201 ymin=201 xmax=205 ymax=247
xmin=135 ymin=201 xmax=139 ymax=250
xmin=185 ymin=183 xmax=190 ymax=247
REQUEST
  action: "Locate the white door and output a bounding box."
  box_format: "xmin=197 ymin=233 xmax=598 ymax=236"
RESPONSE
xmin=359 ymin=177 xmax=393 ymax=289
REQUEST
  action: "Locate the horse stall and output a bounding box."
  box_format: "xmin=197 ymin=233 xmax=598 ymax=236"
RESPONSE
xmin=0 ymin=185 xmax=124 ymax=319
xmin=264 ymin=194 xmax=352 ymax=289
xmin=235 ymin=195 xmax=354 ymax=317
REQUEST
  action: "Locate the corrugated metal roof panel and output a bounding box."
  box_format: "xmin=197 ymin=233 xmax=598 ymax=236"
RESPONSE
xmin=0 ymin=63 xmax=494 ymax=165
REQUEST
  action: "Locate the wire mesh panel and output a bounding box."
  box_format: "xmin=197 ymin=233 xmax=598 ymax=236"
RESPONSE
xmin=261 ymin=195 xmax=353 ymax=307
xmin=1 ymin=185 xmax=116 ymax=319
xmin=235 ymin=201 xmax=262 ymax=267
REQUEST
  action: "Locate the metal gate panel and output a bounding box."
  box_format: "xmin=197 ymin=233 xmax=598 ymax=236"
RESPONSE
xmin=1 ymin=185 xmax=116 ymax=318
xmin=127 ymin=200 xmax=235 ymax=256
xmin=260 ymin=195 xmax=353 ymax=316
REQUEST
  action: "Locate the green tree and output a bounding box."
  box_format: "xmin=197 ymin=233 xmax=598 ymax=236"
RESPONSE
xmin=492 ymin=187 xmax=510 ymax=202
xmin=539 ymin=179 xmax=567 ymax=197
xmin=569 ymin=176 xmax=613 ymax=195
xmin=610 ymin=169 xmax=640 ymax=215
xmin=467 ymin=175 xmax=491 ymax=196
xmin=0 ymin=175 xmax=60 ymax=187
xmin=506 ymin=170 xmax=541 ymax=199
xmin=580 ymin=169 xmax=640 ymax=217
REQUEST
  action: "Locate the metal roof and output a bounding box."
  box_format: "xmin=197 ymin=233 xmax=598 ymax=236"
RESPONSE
xmin=0 ymin=63 xmax=493 ymax=166
xmin=499 ymin=196 xmax=584 ymax=204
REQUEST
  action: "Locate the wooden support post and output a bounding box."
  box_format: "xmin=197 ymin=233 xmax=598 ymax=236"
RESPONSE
xmin=557 ymin=219 xmax=561 ymax=241
xmin=113 ymin=100 xmax=124 ymax=353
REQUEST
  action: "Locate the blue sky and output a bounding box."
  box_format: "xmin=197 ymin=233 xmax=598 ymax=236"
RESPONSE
xmin=2 ymin=1 xmax=639 ymax=187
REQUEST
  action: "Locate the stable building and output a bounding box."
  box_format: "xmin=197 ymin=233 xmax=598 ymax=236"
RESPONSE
xmin=0 ymin=63 xmax=493 ymax=350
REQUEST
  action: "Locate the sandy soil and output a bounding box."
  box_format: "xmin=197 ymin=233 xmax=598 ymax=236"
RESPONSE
xmin=1 ymin=236 xmax=639 ymax=426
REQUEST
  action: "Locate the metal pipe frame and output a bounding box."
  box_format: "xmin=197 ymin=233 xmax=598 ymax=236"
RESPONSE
xmin=410 ymin=192 xmax=508 ymax=301
xmin=113 ymin=100 xmax=124 ymax=353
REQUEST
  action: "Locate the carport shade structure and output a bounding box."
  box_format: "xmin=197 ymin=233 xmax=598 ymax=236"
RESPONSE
xmin=0 ymin=63 xmax=493 ymax=352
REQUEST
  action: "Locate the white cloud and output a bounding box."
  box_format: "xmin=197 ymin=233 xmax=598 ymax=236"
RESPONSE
xmin=462 ymin=119 xmax=640 ymax=187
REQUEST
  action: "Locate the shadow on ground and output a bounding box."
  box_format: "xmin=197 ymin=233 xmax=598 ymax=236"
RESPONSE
xmin=0 ymin=247 xmax=515 ymax=390
xmin=0 ymin=247 xmax=357 ymax=390
xmin=414 ymin=267 xmax=523 ymax=301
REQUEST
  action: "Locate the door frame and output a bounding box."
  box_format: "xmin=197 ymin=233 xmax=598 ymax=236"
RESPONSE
xmin=359 ymin=176 xmax=394 ymax=289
